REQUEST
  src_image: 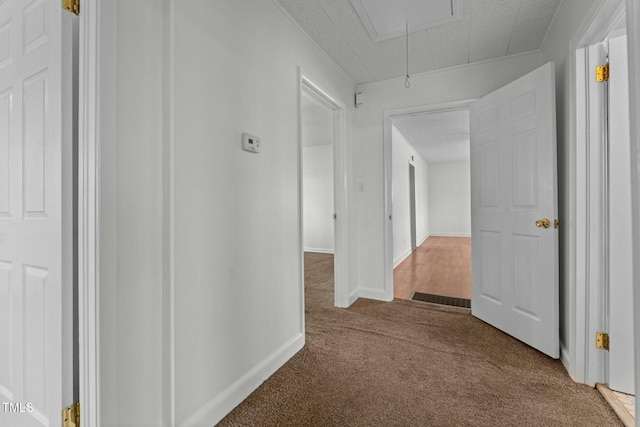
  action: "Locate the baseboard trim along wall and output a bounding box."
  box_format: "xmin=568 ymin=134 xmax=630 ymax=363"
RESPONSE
xmin=429 ymin=232 xmax=471 ymax=238
xmin=357 ymin=287 xmax=393 ymax=302
xmin=348 ymin=289 xmax=359 ymax=306
xmin=179 ymin=333 xmax=305 ymax=427
xmin=303 ymin=247 xmax=335 ymax=254
xmin=393 ymin=248 xmax=412 ymax=268
xmin=393 ymin=234 xmax=430 ymax=268
xmin=559 ymin=343 xmax=576 ymax=382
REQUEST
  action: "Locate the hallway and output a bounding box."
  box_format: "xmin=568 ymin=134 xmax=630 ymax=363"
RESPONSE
xmin=218 ymin=253 xmax=621 ymax=426
xmin=394 ymin=236 xmax=471 ymax=300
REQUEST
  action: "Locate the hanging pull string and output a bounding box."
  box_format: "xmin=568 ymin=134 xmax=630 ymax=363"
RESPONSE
xmin=405 ymin=19 xmax=410 ymax=88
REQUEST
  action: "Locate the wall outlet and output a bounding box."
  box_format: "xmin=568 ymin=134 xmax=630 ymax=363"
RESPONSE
xmin=358 ymin=182 xmax=365 ymax=192
xmin=242 ymin=133 xmax=261 ymax=153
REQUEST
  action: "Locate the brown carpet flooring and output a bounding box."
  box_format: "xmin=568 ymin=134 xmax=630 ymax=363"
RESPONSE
xmin=394 ymin=237 xmax=471 ymax=300
xmin=218 ymin=253 xmax=621 ymax=426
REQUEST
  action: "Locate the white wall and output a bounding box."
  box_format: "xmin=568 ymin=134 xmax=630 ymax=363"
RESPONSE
xmin=170 ymin=1 xmax=354 ymax=426
xmin=354 ymin=51 xmax=545 ymax=298
xmin=99 ymin=0 xmax=355 ymax=426
xmin=303 ymin=144 xmax=334 ymax=253
xmin=392 ymin=126 xmax=429 ymax=266
xmin=428 ymin=161 xmax=471 ymax=237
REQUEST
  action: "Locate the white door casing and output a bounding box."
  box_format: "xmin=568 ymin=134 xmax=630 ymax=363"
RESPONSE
xmin=409 ymin=163 xmax=416 ymax=251
xmin=0 ymin=0 xmax=74 ymax=425
xmin=470 ymin=62 xmax=559 ymax=359
xmin=607 ymin=34 xmax=635 ymax=394
xmin=299 ymin=74 xmax=350 ymax=308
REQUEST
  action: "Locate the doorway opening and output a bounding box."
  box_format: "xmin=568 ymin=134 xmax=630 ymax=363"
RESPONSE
xmin=298 ymin=74 xmax=350 ymax=309
xmin=301 ymin=87 xmax=336 ymax=305
xmin=386 ymin=104 xmax=472 ymax=304
xmin=384 ymin=63 xmax=560 ymax=360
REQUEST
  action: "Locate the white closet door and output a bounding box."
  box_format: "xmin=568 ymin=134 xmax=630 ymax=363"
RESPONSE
xmin=0 ymin=0 xmax=74 ymax=425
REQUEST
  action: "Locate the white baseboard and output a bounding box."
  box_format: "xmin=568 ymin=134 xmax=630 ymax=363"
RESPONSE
xmin=393 ymin=247 xmax=412 ymax=268
xmin=418 ymin=234 xmax=430 ymax=246
xmin=304 ymin=247 xmax=335 ymax=254
xmin=393 ymin=235 xmax=431 ymax=268
xmin=560 ymin=342 xmax=582 ymax=383
xmin=347 ymin=288 xmax=359 ymax=306
xmin=357 ymin=287 xmax=393 ymax=302
xmin=429 ymin=232 xmax=471 ymax=238
xmin=180 ymin=333 xmax=305 ymax=427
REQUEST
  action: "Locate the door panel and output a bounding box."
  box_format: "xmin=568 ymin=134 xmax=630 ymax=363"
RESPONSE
xmin=0 ymin=0 xmax=74 ymax=425
xmin=471 ymin=62 xmax=559 ymax=359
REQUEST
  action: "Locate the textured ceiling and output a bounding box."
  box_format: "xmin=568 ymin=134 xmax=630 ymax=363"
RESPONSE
xmin=393 ymin=109 xmax=470 ymax=163
xmin=276 ymin=0 xmax=561 ymax=85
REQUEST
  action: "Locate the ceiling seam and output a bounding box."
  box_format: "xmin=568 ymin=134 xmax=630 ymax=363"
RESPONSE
xmin=314 ymin=0 xmax=375 ymax=83
xmin=356 ymin=49 xmax=543 ymax=89
xmin=505 ymin=0 xmax=525 ymax=56
xmin=539 ymin=0 xmax=566 ymax=53
xmin=466 ymin=0 xmax=471 ymax=65
xmin=425 ymin=29 xmax=436 ymax=71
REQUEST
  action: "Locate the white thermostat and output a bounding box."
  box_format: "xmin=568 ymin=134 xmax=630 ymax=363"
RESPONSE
xmin=241 ymin=133 xmax=261 ymax=153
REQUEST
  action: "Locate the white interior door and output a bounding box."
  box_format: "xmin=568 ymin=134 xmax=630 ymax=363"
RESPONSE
xmin=470 ymin=62 xmax=559 ymax=359
xmin=0 ymin=1 xmax=75 ymax=425
xmin=608 ymin=34 xmax=635 ymax=395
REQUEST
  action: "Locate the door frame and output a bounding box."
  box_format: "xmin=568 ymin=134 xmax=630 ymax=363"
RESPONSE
xmin=298 ymin=72 xmax=351 ymax=308
xmin=77 ymin=1 xmax=109 ymax=425
xmin=409 ymin=162 xmax=417 ymax=251
xmin=572 ymin=0 xmax=626 ymax=387
xmin=383 ymin=100 xmax=474 ymax=300
xmin=626 ymin=0 xmax=640 ymax=416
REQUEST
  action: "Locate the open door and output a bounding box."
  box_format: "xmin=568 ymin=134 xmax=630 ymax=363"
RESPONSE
xmin=470 ymin=62 xmax=559 ymax=358
xmin=0 ymin=1 xmax=76 ymax=425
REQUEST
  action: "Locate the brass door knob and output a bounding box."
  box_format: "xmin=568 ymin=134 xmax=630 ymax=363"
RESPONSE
xmin=536 ymin=218 xmax=550 ymax=229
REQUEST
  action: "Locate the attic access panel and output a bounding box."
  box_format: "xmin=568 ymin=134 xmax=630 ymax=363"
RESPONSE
xmin=350 ymin=0 xmax=461 ymax=41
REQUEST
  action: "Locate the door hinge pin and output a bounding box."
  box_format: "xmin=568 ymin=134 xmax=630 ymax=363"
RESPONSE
xmin=62 ymin=402 xmax=80 ymax=427
xmin=62 ymin=0 xmax=80 ymax=16
xmin=596 ymin=64 xmax=609 ymax=82
xmin=596 ymin=332 xmax=610 ymax=351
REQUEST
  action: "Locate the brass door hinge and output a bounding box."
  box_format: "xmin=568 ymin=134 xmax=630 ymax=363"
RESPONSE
xmin=596 ymin=332 xmax=610 ymax=351
xmin=62 ymin=0 xmax=80 ymax=16
xmin=62 ymin=402 xmax=80 ymax=427
xmin=596 ymin=64 xmax=609 ymax=82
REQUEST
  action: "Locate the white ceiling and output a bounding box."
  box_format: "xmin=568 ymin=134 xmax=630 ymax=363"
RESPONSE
xmin=276 ymin=0 xmax=561 ymax=84
xmin=393 ymin=109 xmax=469 ymax=163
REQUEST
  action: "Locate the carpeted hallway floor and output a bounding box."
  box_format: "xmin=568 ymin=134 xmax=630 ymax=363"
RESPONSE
xmin=218 ymin=253 xmax=621 ymax=426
